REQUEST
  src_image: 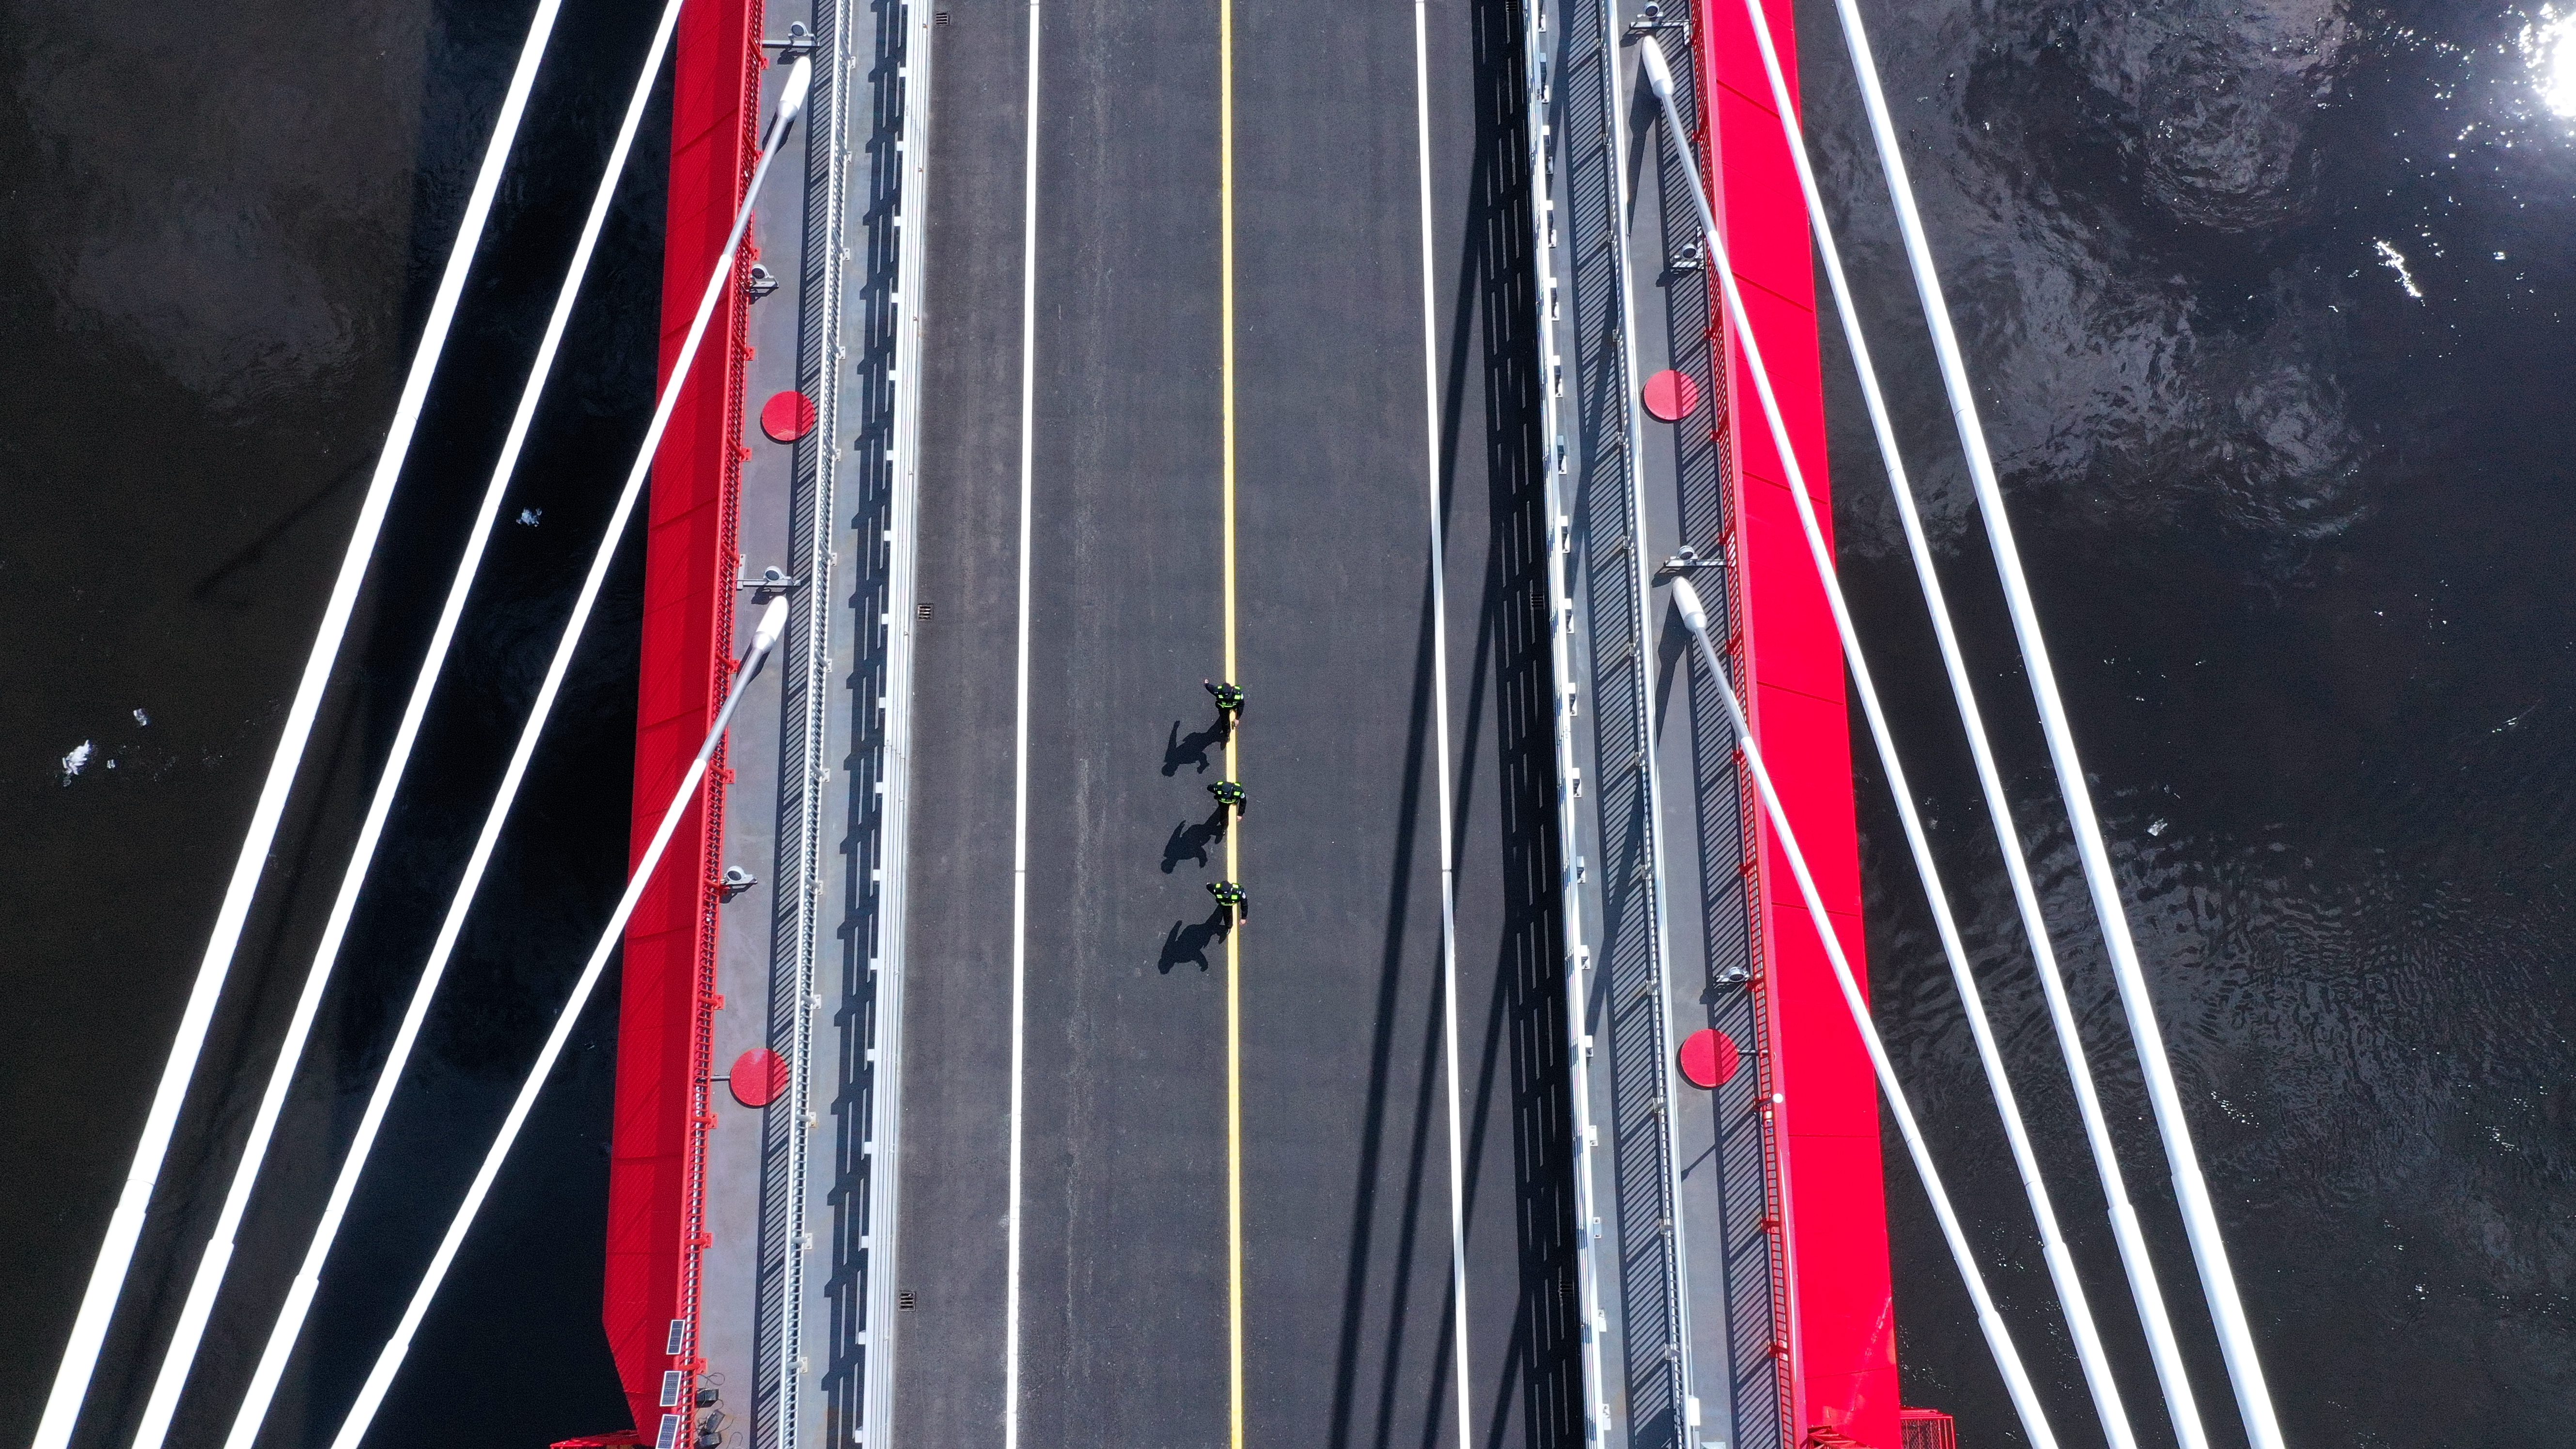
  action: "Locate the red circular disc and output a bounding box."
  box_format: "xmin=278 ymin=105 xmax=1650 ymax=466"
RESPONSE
xmin=1678 ymin=1028 xmax=1740 ymax=1089
xmin=760 ymin=390 xmax=817 ymax=443
xmin=1642 ymin=369 xmax=1701 ymax=422
xmin=728 ymin=1047 xmax=790 ymax=1108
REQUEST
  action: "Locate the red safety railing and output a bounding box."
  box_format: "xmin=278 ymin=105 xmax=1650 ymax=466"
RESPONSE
xmin=600 ymin=0 xmax=765 ymax=1442
xmin=673 ymin=166 xmax=763 ymax=1419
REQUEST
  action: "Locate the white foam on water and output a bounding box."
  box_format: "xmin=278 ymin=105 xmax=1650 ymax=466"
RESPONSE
xmin=2373 ymin=239 xmax=2424 ymax=299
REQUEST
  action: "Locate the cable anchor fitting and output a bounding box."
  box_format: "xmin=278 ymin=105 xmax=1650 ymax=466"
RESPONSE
xmin=739 ymin=565 xmax=803 ymax=596
xmin=1623 ymin=2 xmax=1688 ymax=43
xmin=1658 ymin=545 xmax=1724 ymax=578
xmin=759 ymin=22 xmax=815 ymax=61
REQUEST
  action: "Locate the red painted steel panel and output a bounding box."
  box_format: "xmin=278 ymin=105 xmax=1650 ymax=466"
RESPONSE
xmin=1786 ymin=1136 xmax=1901 ymax=1436
xmin=602 ymin=0 xmax=764 ymax=1436
xmin=1696 ymin=0 xmax=1904 ymax=1443
xmin=1750 ymin=683 xmax=1865 ymax=910
xmin=1739 ymin=481 xmax=1844 ymax=706
xmin=1723 ymin=282 xmax=1831 ymax=508
xmin=1706 ymin=83 xmax=1818 ymax=311
xmin=1764 ymin=902 xmax=1874 ymax=1134
xmin=1703 ymin=0 xmax=1805 ymax=116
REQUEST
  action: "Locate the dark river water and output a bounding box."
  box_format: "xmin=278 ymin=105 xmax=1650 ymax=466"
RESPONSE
xmin=1812 ymin=0 xmax=2576 ymax=1444
xmin=0 ymin=0 xmax=664 ymax=1443
xmin=2 ymin=0 xmax=2568 ymax=1446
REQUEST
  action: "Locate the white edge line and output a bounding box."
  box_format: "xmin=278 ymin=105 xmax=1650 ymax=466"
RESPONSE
xmin=1004 ymin=4 xmax=1041 ymax=1449
xmin=1412 ymin=5 xmax=1476 ymax=1447
xmin=859 ymin=0 xmax=942 ymax=1441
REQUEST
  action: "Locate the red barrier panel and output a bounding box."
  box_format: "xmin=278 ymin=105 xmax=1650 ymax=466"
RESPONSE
xmin=1693 ymin=1 xmax=1904 ymax=1444
xmin=603 ymin=0 xmax=765 ymax=1438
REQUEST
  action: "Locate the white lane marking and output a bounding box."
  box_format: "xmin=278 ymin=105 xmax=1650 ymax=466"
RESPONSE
xmin=1411 ymin=4 xmax=1475 ymax=1446
xmin=1006 ymin=4 xmax=1042 ymax=1449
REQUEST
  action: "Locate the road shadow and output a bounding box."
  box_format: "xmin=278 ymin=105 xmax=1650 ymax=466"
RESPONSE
xmin=191 ymin=458 xmax=368 ymax=607
xmin=1160 ymin=804 xmax=1233 ymax=873
xmin=1156 ymin=905 xmax=1233 ymax=974
xmin=1161 ymin=715 xmax=1230 ymax=775
xmin=1432 ymin=0 xmax=1589 ymax=1445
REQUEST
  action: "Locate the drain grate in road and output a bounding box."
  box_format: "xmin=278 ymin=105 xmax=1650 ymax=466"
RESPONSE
xmin=897 ymin=1291 xmax=917 ymax=1311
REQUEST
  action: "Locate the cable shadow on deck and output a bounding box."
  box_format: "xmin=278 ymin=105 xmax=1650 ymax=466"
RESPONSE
xmin=1438 ymin=0 xmax=1587 ymax=1445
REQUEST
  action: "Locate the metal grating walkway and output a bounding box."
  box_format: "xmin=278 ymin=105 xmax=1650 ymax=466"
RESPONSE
xmin=1530 ymin=2 xmax=1789 ymax=1446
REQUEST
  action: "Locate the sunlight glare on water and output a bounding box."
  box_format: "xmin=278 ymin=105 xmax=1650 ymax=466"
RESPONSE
xmin=2532 ymin=9 xmax=2576 ymax=117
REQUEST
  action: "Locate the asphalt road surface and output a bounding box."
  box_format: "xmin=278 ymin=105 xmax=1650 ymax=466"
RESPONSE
xmin=894 ymin=3 xmax=1582 ymax=1445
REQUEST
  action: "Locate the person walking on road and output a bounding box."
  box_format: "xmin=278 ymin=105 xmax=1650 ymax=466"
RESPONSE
xmin=1203 ymin=678 xmax=1245 ymax=715
xmin=1207 ymin=879 xmax=1247 ymax=920
xmin=1209 ymin=779 xmax=1247 ymax=813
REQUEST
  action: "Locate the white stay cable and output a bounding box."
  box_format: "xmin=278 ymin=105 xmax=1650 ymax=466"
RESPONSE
xmin=1635 ymin=38 xmax=2135 ymax=1448
xmin=1825 ymin=6 xmax=2286 ymax=1446
xmin=219 ymin=58 xmax=813 ymax=1449
xmin=129 ymin=4 xmax=691 ymax=1443
xmin=29 ymin=5 xmax=570 ymax=1445
xmin=1669 ymin=578 xmax=2060 ymax=1449
xmin=1720 ymin=5 xmax=2216 ymax=1444
xmin=326 ymin=598 xmax=788 ymax=1449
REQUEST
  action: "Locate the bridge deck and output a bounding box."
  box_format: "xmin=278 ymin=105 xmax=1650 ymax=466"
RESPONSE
xmin=654 ymin=3 xmax=1890 ymax=1448
xmin=887 ymin=2 xmax=1576 ymax=1446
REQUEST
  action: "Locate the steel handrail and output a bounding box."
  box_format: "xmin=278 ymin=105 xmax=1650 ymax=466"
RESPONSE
xmin=1522 ymin=0 xmax=1615 ymax=1438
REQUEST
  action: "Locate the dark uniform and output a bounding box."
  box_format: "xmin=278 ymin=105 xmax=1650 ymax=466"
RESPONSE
xmin=1209 ymin=779 xmax=1247 ymax=811
xmin=1203 ymin=678 xmax=1246 ymax=713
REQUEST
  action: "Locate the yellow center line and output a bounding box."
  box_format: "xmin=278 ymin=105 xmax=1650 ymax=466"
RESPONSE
xmin=1218 ymin=0 xmax=1243 ymax=1445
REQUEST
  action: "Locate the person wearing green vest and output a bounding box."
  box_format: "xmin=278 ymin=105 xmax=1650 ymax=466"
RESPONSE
xmin=1206 ymin=879 xmax=1247 ymax=919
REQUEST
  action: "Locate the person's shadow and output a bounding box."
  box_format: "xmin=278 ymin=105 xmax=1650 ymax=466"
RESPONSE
xmin=1162 ymin=714 xmax=1231 ymax=776
xmin=1157 ymin=905 xmax=1234 ymax=973
xmin=1161 ymin=804 xmax=1233 ymax=873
